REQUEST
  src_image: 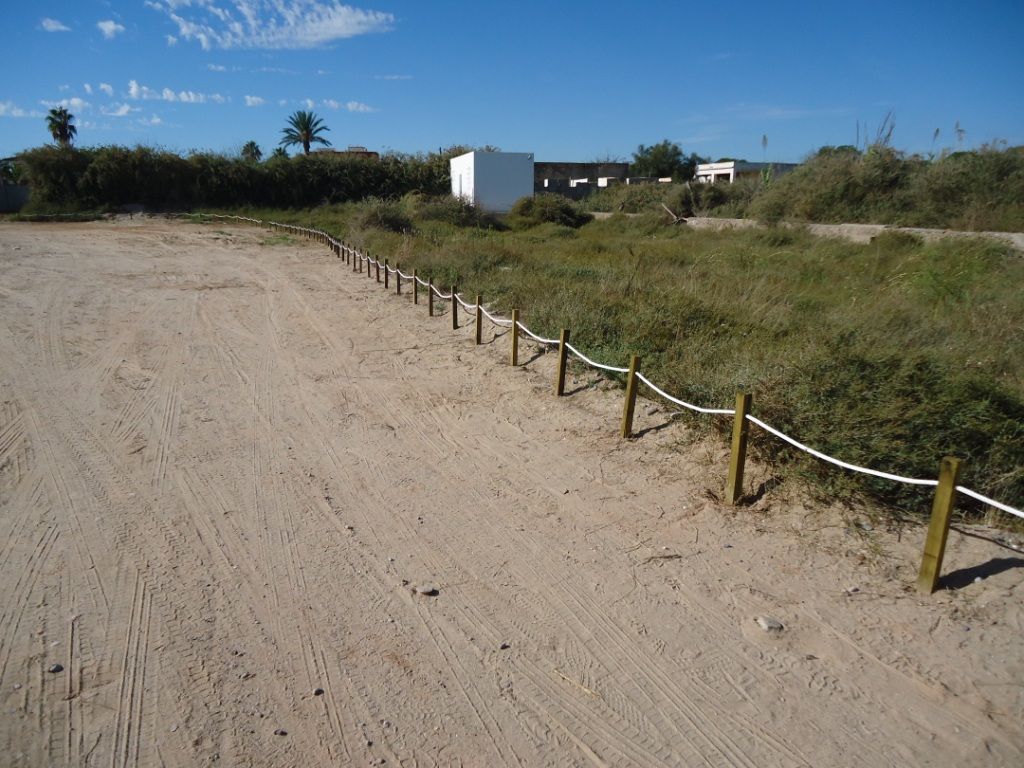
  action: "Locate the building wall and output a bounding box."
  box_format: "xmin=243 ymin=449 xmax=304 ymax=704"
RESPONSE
xmin=0 ymin=184 xmax=29 ymax=213
xmin=534 ymin=162 xmax=629 ymax=191
xmin=451 ymin=151 xmax=534 ymax=212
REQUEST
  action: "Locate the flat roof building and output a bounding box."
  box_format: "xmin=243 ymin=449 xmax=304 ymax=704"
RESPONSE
xmin=695 ymin=161 xmax=799 ymax=184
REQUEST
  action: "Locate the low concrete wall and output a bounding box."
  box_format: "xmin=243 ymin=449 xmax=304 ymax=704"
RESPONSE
xmin=0 ymin=185 xmax=29 ymax=213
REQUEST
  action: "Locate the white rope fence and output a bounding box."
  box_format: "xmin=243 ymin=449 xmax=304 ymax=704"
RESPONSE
xmin=191 ymin=213 xmax=1024 ymax=526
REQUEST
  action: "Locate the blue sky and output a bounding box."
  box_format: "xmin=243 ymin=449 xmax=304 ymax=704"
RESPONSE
xmin=3 ymin=1 xmax=1023 ymax=163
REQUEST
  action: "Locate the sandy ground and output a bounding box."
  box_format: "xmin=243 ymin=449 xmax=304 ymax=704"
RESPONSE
xmin=0 ymin=218 xmax=1021 ymax=767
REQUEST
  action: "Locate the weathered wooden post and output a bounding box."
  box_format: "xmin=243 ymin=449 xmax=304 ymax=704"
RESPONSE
xmin=510 ymin=309 xmax=520 ymax=366
xmin=384 ymin=259 xmax=389 ymax=289
xmin=428 ymin=280 xmax=434 ymax=316
xmin=555 ymin=329 xmax=570 ymax=395
xmin=396 ymin=264 xmax=402 ymax=295
xmin=451 ymin=287 xmax=458 ymax=330
xmin=620 ymin=355 xmax=642 ymax=438
xmin=725 ymin=393 xmax=753 ymax=505
xmin=916 ymin=457 xmax=963 ymax=595
xmin=375 ymin=258 xmax=380 ymax=283
xmin=413 ymin=270 xmax=419 ymax=304
xmin=475 ymin=296 xmax=483 ymax=344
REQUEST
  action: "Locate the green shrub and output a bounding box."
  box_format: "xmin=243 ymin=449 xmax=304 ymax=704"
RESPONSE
xmin=356 ymin=197 xmax=413 ymax=232
xmin=507 ymin=194 xmax=592 ymax=229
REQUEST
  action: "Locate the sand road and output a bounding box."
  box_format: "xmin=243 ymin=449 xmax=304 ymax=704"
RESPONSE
xmin=0 ymin=219 xmax=1021 ymax=767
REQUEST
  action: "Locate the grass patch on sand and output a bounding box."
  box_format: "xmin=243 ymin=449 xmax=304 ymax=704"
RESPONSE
xmin=218 ymin=198 xmax=1024 ymax=520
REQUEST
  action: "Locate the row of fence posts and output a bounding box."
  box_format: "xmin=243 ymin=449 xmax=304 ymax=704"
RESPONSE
xmin=265 ymin=219 xmax=964 ymax=596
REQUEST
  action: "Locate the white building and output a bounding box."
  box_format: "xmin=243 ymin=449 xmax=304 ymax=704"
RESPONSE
xmin=450 ymin=151 xmax=534 ymax=212
xmin=695 ymin=161 xmax=799 ymax=184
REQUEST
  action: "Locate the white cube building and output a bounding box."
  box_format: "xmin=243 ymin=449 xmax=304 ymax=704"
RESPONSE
xmin=450 ymin=151 xmax=534 ymax=212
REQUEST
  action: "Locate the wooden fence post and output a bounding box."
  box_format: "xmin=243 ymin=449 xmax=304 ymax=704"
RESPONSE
xmin=620 ymin=355 xmax=641 ymax=438
xmin=725 ymin=392 xmax=753 ymax=505
xmin=413 ymin=270 xmax=419 ymax=304
xmin=375 ymin=258 xmax=380 ymax=283
xmin=451 ymin=287 xmax=458 ymax=330
xmin=555 ymin=329 xmax=570 ymax=396
xmin=475 ymin=296 xmax=483 ymax=344
xmin=384 ymin=259 xmax=389 ymax=289
xmin=916 ymin=457 xmax=963 ymax=595
xmin=396 ymin=264 xmax=402 ymax=295
xmin=510 ymin=309 xmax=520 ymax=366
xmin=428 ymin=280 xmax=434 ymax=316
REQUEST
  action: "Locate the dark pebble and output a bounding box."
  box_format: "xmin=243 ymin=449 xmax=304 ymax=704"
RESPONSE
xmin=499 ymin=643 xmax=511 ymax=650
xmin=314 ymin=688 xmax=324 ymax=696
xmin=48 ymin=663 xmax=64 ymax=674
xmin=274 ymin=728 xmax=288 ymax=736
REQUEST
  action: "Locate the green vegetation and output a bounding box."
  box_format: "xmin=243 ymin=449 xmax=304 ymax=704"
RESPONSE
xmin=224 ymin=197 xmax=1023 ymax=518
xmin=45 ymin=107 xmax=77 ymax=148
xmin=629 ymin=139 xmax=704 ymax=181
xmin=280 ymin=110 xmax=331 ymax=155
xmin=15 ymin=144 xmax=468 ymax=212
xmin=241 ymin=141 xmax=262 ymax=163
xmin=590 ymin=143 xmax=1024 ymax=232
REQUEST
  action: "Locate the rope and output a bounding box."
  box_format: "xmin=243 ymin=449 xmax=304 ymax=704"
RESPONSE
xmin=515 ymin=321 xmax=559 ymax=345
xmin=634 ymin=373 xmax=736 ymax=416
xmin=745 ymin=415 xmax=939 ymax=487
xmin=480 ymin=306 xmax=513 ymax=327
xmin=564 ymin=343 xmax=630 ymax=374
xmin=955 ymin=486 xmax=1024 ymax=520
xmin=213 ymin=215 xmax=1024 ymax=523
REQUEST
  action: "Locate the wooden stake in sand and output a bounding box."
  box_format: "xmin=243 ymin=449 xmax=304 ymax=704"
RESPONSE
xmin=620 ymin=355 xmax=641 ymax=438
xmin=475 ymin=296 xmax=483 ymax=345
xmin=917 ymin=457 xmax=962 ymax=595
xmin=510 ymin=309 xmax=520 ymax=366
xmin=555 ymin=329 xmax=570 ymax=396
xmin=725 ymin=392 xmax=752 ymax=505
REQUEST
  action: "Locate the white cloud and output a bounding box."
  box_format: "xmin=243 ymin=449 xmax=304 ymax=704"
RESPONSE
xmin=102 ymin=103 xmax=135 ymax=117
xmin=146 ymin=1 xmax=394 ymax=50
xmin=42 ymin=97 xmax=91 ymax=112
xmin=41 ymin=18 xmax=71 ymax=32
xmin=128 ymin=79 xmax=225 ymax=104
xmin=99 ymin=83 xmax=114 ymax=96
xmin=84 ymin=83 xmax=93 ymax=95
xmin=0 ymin=102 xmax=44 ymax=119
xmin=139 ymin=114 xmax=162 ymax=126
xmin=302 ymin=98 xmax=315 ymax=109
xmin=97 ymin=20 xmax=126 ymax=39
xmin=374 ymin=74 xmax=411 ymax=81
xmin=244 ymin=95 xmax=266 ymax=107
xmin=278 ymin=99 xmax=288 ymax=106
xmin=166 ymin=35 xmax=178 ymax=46
xmin=322 ymin=98 xmax=374 ymax=112
xmin=207 ymin=63 xmax=227 ymax=72
xmin=59 ymin=84 xmax=71 ymax=92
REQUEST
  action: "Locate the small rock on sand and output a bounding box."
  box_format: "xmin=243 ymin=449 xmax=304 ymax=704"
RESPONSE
xmin=416 ymin=585 xmax=438 ymax=597
xmin=47 ymin=663 xmax=64 ymax=674
xmin=755 ymin=616 xmax=784 ymax=633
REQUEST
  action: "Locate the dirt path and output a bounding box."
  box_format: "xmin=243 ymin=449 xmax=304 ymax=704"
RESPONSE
xmin=0 ymin=219 xmax=1021 ymax=767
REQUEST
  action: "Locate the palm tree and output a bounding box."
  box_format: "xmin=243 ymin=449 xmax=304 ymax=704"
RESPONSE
xmin=280 ymin=111 xmax=331 ymax=155
xmin=241 ymin=140 xmax=262 ymax=162
xmin=46 ymin=107 xmax=77 ymax=147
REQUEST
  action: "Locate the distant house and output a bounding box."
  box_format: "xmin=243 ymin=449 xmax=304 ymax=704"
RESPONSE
xmin=450 ymin=151 xmax=534 ymax=212
xmin=695 ymin=160 xmax=798 ymax=184
xmin=312 ymin=145 xmax=380 ymax=160
xmin=534 ymin=161 xmax=629 ymax=195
